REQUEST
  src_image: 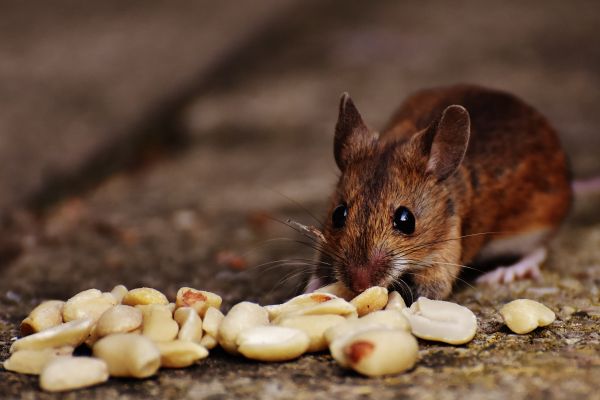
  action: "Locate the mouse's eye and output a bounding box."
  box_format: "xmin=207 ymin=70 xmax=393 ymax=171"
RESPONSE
xmin=332 ymin=203 xmax=348 ymax=229
xmin=393 ymin=206 xmax=415 ymax=235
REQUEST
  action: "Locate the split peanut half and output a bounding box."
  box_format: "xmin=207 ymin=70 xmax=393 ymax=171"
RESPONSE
xmin=350 ymin=286 xmax=388 ymax=317
xmin=138 ymin=304 xmax=179 ymax=342
xmin=10 ymin=318 xmax=93 ymax=353
xmin=20 ymin=300 xmax=65 ymax=335
xmin=236 ymin=326 xmax=310 ymax=362
xmin=264 ymin=292 xmax=339 ymax=320
xmin=95 ymin=305 xmax=143 ymax=337
xmin=176 ymin=287 xmax=222 ymax=317
xmin=40 ymin=356 xmax=108 ymax=392
xmin=3 ymin=347 xmax=73 ymax=375
xmin=499 ymin=299 xmax=556 ymax=334
xmin=155 ymin=340 xmax=209 ymax=368
xmin=276 ymin=314 xmax=346 ymax=352
xmin=174 ymin=307 xmax=203 ymax=343
xmin=340 ymin=329 xmax=418 ymax=377
xmin=314 ymin=281 xmax=354 ymax=300
xmin=122 ymin=287 xmax=169 ymax=306
xmin=385 ymin=291 xmax=407 ymax=311
xmin=62 ymin=289 xmax=116 ymax=323
xmin=93 ymin=333 xmax=161 ymax=378
xmin=401 ymin=297 xmax=477 ymax=344
xmin=217 ymin=302 xmax=269 ymax=355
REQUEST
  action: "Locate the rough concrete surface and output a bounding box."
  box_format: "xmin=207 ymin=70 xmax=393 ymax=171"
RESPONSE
xmin=0 ymin=1 xmax=599 ymax=399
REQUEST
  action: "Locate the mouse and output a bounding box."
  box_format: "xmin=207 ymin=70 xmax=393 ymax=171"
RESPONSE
xmin=304 ymin=84 xmax=572 ymax=301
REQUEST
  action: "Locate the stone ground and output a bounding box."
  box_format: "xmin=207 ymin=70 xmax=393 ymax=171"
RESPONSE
xmin=0 ymin=1 xmax=599 ymax=399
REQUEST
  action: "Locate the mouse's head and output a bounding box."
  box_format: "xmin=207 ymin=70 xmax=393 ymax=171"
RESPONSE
xmin=320 ymin=93 xmax=470 ymax=300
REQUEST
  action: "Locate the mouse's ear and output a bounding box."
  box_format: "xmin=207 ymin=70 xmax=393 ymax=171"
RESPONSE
xmin=334 ymin=93 xmax=378 ymax=170
xmin=421 ymin=105 xmax=470 ymax=181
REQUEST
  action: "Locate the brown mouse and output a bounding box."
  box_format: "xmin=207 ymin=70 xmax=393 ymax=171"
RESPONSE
xmin=305 ymin=84 xmax=572 ymax=300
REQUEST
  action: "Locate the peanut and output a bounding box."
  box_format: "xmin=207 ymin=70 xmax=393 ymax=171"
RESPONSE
xmin=176 ymin=287 xmax=222 ymax=317
xmin=96 ymin=305 xmax=143 ymax=337
xmin=385 ymin=291 xmax=407 ymax=311
xmin=401 ymin=297 xmax=477 ymax=344
xmin=110 ymin=284 xmax=128 ymax=304
xmin=20 ymin=300 xmax=65 ymax=335
xmin=264 ymin=292 xmax=339 ymax=320
xmin=202 ymin=307 xmax=224 ymax=338
xmin=93 ymin=333 xmax=160 ymax=378
xmin=314 ymin=281 xmax=354 ymax=300
xmin=10 ymin=318 xmax=93 ymax=353
xmin=40 ymin=356 xmax=108 ymax=392
xmin=122 ymin=287 xmax=169 ymax=306
xmin=273 ymin=298 xmax=357 ymax=324
xmin=138 ymin=304 xmax=179 ymax=342
xmin=217 ymin=302 xmax=269 ymax=355
xmin=276 ymin=314 xmax=346 ymax=352
xmin=350 ymin=286 xmax=388 ymax=317
xmin=200 ymin=334 xmax=218 ymax=350
xmin=339 ymin=329 xmax=418 ymax=377
xmin=499 ymin=299 xmax=556 ymax=334
xmin=325 ymin=310 xmax=411 ymax=345
xmin=174 ymin=307 xmax=203 ymax=343
xmin=62 ymin=289 xmax=116 ymax=323
xmin=2 ymin=347 xmax=73 ymax=375
xmin=155 ymin=340 xmax=209 ymax=368
xmin=236 ymin=326 xmax=310 ymax=362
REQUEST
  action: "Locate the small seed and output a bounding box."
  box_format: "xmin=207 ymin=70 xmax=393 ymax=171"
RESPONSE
xmin=93 ymin=333 xmax=160 ymax=378
xmin=217 ymin=302 xmax=269 ymax=355
xmin=174 ymin=307 xmax=203 ymax=343
xmin=96 ymin=305 xmax=142 ymax=338
xmin=155 ymin=340 xmax=209 ymax=368
xmin=264 ymin=293 xmax=339 ymax=320
xmin=122 ymin=287 xmax=169 ymax=306
xmin=401 ymin=297 xmax=477 ymax=344
xmin=385 ymin=291 xmax=407 ymax=311
xmin=2 ymin=347 xmax=73 ymax=375
xmin=11 ymin=318 xmax=93 ymax=353
xmin=276 ymin=314 xmax=346 ymax=352
xmin=200 ymin=334 xmax=218 ymax=350
xmin=314 ymin=281 xmax=354 ymax=300
xmin=21 ymin=300 xmax=65 ymax=335
xmin=499 ymin=299 xmax=556 ymax=334
xmin=62 ymin=289 xmax=116 ymax=323
xmin=202 ymin=307 xmax=224 ymax=338
xmin=340 ymin=329 xmax=418 ymax=377
xmin=236 ymin=326 xmax=309 ymax=362
xmin=350 ymin=286 xmax=388 ymax=317
xmin=109 ymin=285 xmax=128 ymax=304
xmin=138 ymin=304 xmax=179 ymax=342
xmin=40 ymin=356 xmax=108 ymax=392
xmin=175 ymin=287 xmax=222 ymax=317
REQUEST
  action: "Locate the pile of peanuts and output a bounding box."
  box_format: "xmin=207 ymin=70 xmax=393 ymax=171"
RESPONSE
xmin=2 ymin=283 xmax=556 ymax=392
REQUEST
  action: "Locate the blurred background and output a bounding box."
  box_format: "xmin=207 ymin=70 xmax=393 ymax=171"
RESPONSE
xmin=0 ymin=0 xmax=599 ymax=303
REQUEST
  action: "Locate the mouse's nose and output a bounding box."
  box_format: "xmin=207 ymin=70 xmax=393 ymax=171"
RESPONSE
xmin=349 ymin=268 xmax=371 ymax=293
xmin=348 ymin=251 xmax=388 ymax=293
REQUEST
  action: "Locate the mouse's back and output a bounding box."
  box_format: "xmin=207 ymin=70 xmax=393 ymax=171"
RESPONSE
xmin=382 ymin=84 xmax=572 ymax=264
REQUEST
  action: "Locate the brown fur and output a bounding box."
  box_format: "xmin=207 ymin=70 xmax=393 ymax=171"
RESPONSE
xmin=313 ymin=84 xmax=572 ymax=300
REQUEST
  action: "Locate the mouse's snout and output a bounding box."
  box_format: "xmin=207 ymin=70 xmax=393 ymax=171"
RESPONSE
xmin=346 ymin=251 xmax=389 ymax=293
